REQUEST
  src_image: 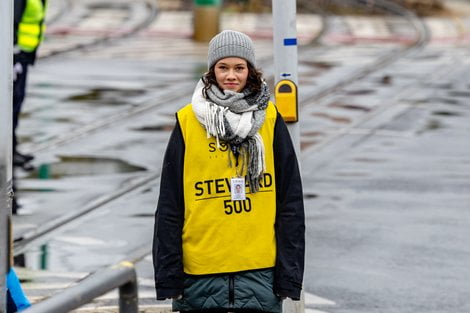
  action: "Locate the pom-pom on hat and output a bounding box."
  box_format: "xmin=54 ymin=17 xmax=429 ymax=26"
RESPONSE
xmin=207 ymin=30 xmax=256 ymax=69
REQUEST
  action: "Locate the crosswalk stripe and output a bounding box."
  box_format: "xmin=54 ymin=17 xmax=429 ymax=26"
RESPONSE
xmin=346 ymin=17 xmax=391 ymax=37
xmin=305 ymin=292 xmax=336 ymax=307
xmin=306 ymin=309 xmax=331 ymax=313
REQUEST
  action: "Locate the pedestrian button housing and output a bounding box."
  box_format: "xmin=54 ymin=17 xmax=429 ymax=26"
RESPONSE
xmin=275 ymin=80 xmax=298 ymax=123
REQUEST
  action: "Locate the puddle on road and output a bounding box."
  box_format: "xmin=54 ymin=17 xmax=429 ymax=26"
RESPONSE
xmin=432 ymin=111 xmax=461 ymax=117
xmin=379 ymin=75 xmax=392 ymax=85
xmin=410 ymin=53 xmax=441 ymax=60
xmin=15 ymin=240 xmax=124 ymax=272
xmin=18 ymin=135 xmax=33 ymax=144
xmin=131 ymin=213 xmax=154 ymax=218
xmin=353 ymin=157 xmax=386 ymax=163
xmin=312 ymin=112 xmax=352 ymax=124
xmin=299 ymin=60 xmax=336 ymax=69
xmin=426 ymin=82 xmax=453 ymax=89
xmin=89 ymin=2 xmax=128 ymax=10
xmin=448 ymin=90 xmax=470 ymax=98
xmin=19 ymin=111 xmax=32 ymax=118
xmin=54 ymin=117 xmax=74 ymax=123
xmin=300 ymin=140 xmax=319 ymax=151
xmin=28 ymin=156 xmax=146 ymax=179
xmin=19 ymin=187 xmax=57 ymax=193
xmin=334 ymin=171 xmax=369 ymax=177
xmin=133 ymin=124 xmax=174 ymax=132
xmin=344 ymin=89 xmax=375 ymax=96
xmin=428 ymin=97 xmax=461 ymax=105
xmin=193 ymin=63 xmax=208 ymax=79
xmin=67 ymin=87 xmax=146 ymax=105
xmin=302 ymin=131 xmax=325 ymax=137
xmin=329 ymin=101 xmax=371 ymax=112
xmin=423 ymin=119 xmax=443 ymax=131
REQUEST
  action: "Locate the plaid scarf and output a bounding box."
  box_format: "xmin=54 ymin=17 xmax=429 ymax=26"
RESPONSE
xmin=191 ymin=79 xmax=270 ymax=193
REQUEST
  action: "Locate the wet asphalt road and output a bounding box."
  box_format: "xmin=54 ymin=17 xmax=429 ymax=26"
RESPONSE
xmin=302 ymin=45 xmax=470 ymax=312
xmin=10 ymin=1 xmax=470 ymax=312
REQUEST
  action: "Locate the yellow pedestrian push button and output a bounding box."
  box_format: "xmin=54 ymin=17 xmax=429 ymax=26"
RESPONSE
xmin=275 ymin=80 xmax=298 ymax=123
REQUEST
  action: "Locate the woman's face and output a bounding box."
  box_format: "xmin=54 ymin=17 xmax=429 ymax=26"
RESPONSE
xmin=214 ymin=57 xmax=249 ymax=93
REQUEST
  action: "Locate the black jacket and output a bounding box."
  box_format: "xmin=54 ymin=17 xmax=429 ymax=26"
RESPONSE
xmin=153 ymin=111 xmax=305 ymax=300
xmin=14 ymin=0 xmax=27 ymax=43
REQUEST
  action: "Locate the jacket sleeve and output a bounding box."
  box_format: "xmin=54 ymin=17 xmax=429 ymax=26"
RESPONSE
xmin=273 ymin=113 xmax=305 ymax=300
xmin=7 ymin=268 xmax=31 ymax=311
xmin=153 ymin=118 xmax=185 ymax=300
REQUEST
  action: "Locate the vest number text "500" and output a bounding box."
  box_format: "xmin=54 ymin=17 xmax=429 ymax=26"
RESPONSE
xmin=224 ymin=197 xmax=252 ymax=215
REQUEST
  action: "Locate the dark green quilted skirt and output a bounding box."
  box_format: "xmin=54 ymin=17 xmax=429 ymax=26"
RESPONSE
xmin=173 ymin=268 xmax=282 ymax=313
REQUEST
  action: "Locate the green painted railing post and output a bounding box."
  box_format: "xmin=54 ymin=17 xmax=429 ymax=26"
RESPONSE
xmin=38 ymin=164 xmax=50 ymax=179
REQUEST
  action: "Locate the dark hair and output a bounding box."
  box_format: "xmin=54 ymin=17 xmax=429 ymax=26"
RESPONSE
xmin=201 ymin=61 xmax=264 ymax=97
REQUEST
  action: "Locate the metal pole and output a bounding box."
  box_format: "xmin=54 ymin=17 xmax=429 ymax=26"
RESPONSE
xmin=119 ymin=280 xmax=138 ymax=313
xmin=193 ymin=0 xmax=221 ymax=42
xmin=272 ymin=1 xmax=304 ymax=313
xmin=0 ymin=0 xmax=14 ymax=311
xmin=272 ymin=0 xmax=300 ymax=157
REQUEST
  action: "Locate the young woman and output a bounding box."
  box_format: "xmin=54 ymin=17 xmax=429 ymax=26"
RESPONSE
xmin=153 ymin=30 xmax=305 ymax=313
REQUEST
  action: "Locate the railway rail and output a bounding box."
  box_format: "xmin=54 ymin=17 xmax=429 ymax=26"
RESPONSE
xmin=22 ymin=0 xmax=422 ymax=156
xmin=40 ymin=0 xmax=159 ymax=59
xmin=12 ymin=0 xmax=470 ymax=307
xmin=14 ymin=0 xmax=429 ymax=256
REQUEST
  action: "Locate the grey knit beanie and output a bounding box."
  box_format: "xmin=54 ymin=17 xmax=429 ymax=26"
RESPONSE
xmin=207 ymin=30 xmax=256 ymax=69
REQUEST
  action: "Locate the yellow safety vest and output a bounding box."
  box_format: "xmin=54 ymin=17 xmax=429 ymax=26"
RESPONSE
xmin=18 ymin=0 xmax=46 ymax=52
xmin=177 ymin=102 xmax=278 ymax=275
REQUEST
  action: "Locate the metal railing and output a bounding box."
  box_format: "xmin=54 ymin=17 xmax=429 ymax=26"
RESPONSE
xmin=22 ymin=261 xmax=139 ymax=313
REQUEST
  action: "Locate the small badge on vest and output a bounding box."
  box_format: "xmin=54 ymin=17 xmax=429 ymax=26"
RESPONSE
xmin=231 ymin=177 xmax=246 ymax=201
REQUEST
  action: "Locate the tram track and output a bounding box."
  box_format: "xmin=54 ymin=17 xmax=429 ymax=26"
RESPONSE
xmin=301 ymin=60 xmax=467 ymax=176
xmin=14 ymin=0 xmax=429 ymax=256
xmin=40 ymin=0 xmax=159 ymax=59
xmin=21 ymin=0 xmax=296 ymax=155
xmin=22 ymin=0 xmax=422 ymax=156
xmin=14 ymin=171 xmax=160 ymax=254
xmin=44 ymin=0 xmax=72 ymax=26
xmin=20 ymin=81 xmax=195 ymax=154
xmin=17 ymin=5 xmax=469 ymax=302
xmin=13 ymin=3 xmax=470 ymax=309
xmin=298 ymin=1 xmax=470 ymax=174
xmin=12 ymin=0 xmax=161 ymax=256
xmin=124 ymin=0 xmax=437 ymax=267
xmin=299 ymin=0 xmax=429 ymax=103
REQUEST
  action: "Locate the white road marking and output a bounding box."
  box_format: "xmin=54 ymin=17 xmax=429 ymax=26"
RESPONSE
xmin=305 ymin=291 xmax=336 ymax=307
xmin=16 ymin=267 xmax=89 ymax=279
xmin=426 ymin=18 xmax=459 ymax=38
xmin=94 ymin=290 xmax=158 ymax=300
xmin=55 ymin=235 xmax=108 ymax=246
xmin=138 ymin=277 xmax=156 ymax=287
xmin=71 ymin=304 xmax=172 ymax=312
xmin=346 ymin=17 xmax=390 ymax=38
xmin=306 ymin=309 xmax=331 ymax=313
xmin=23 ymin=282 xmax=77 ymax=290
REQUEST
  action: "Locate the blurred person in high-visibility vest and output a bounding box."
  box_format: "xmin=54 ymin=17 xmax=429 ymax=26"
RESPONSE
xmin=13 ymin=0 xmax=47 ymax=170
xmin=12 ymin=0 xmax=47 ymax=214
